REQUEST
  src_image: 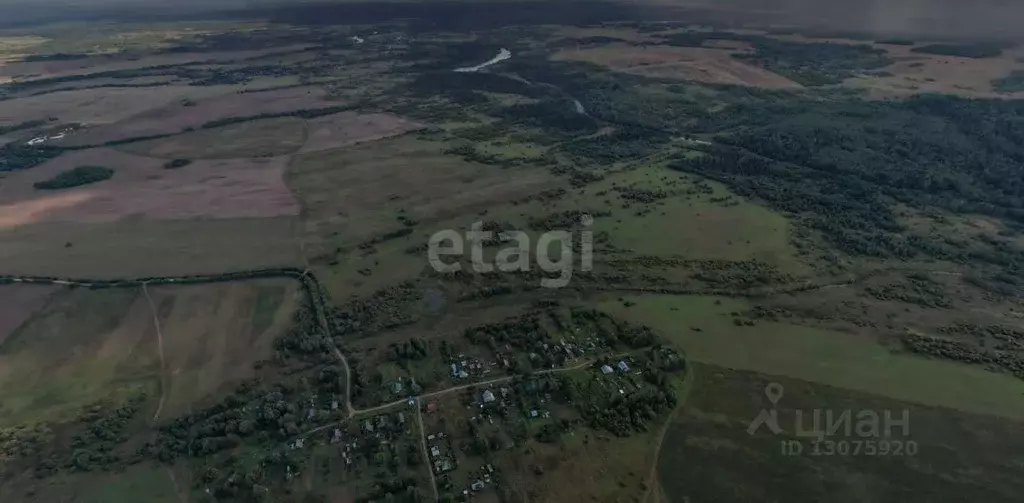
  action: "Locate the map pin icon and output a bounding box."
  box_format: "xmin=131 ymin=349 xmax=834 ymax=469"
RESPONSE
xmin=765 ymin=382 xmax=784 ymax=405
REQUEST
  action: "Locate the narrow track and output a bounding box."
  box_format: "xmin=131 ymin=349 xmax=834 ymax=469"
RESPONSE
xmin=141 ymin=283 xmax=169 ymax=422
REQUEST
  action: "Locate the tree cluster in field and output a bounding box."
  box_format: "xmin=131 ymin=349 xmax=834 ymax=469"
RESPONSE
xmin=387 ymin=337 xmax=429 ymax=362
xmin=876 ymin=38 xmax=916 ymax=46
xmin=20 ymin=52 xmax=88 ymax=62
xmin=498 ymin=100 xmax=599 ymax=136
xmin=273 ymin=303 xmax=335 ymax=363
xmin=201 ymin=104 xmax=357 ymax=129
xmin=164 ymin=158 xmax=192 ymax=169
xmin=563 ymin=349 xmax=681 ymax=437
xmin=32 ymin=395 xmax=147 ymax=478
xmin=864 ymin=278 xmax=954 ymax=309
xmin=911 ymin=43 xmax=1007 ymax=59
xmin=0 ymin=119 xmax=47 ymax=135
xmin=940 ymin=323 xmax=1024 ymax=352
xmin=688 ymin=260 xmax=796 ymax=290
xmin=558 ymin=124 xmax=670 ymax=163
xmin=903 ymin=333 xmax=1024 ymax=380
xmin=0 ymin=143 xmax=63 ymax=172
xmin=181 ymin=64 xmax=296 ymax=86
xmin=332 ymin=281 xmax=423 ymax=338
xmin=0 ymin=424 xmax=53 ymax=470
xmin=992 ymin=70 xmax=1024 ymax=93
xmin=33 ymin=165 xmax=113 ymax=190
xmin=527 ymin=209 xmax=609 ymax=231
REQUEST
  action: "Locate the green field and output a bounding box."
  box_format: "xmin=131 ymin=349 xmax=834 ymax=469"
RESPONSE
xmin=659 ymin=364 xmax=1024 ymax=503
xmin=601 ymin=295 xmax=1024 ymax=420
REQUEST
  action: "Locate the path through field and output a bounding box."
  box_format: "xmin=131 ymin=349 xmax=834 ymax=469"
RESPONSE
xmin=142 ymin=282 xmax=169 ymax=422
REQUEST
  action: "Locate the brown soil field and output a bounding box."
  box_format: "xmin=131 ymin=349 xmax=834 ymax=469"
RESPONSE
xmin=552 ymin=43 xmax=802 ymax=88
xmin=0 ymin=148 xmax=300 ymax=227
xmin=121 ymin=117 xmax=309 ymax=159
xmin=0 ymin=284 xmax=58 ymax=346
xmin=0 ymin=280 xmax=298 ymax=426
xmin=0 ymin=85 xmax=239 ymax=126
xmin=56 ymin=86 xmax=334 ymax=146
xmin=299 ymin=112 xmax=423 ymax=154
xmin=849 ymin=44 xmax=1024 ymax=99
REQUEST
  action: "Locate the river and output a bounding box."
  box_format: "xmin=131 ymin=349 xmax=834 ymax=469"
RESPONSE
xmin=454 ymin=48 xmax=512 ymax=73
xmin=451 ymin=47 xmax=587 ymax=115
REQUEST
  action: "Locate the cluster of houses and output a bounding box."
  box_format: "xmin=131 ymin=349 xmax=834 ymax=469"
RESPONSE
xmin=450 ymin=357 xmax=491 ymax=380
xmin=599 ymin=359 xmax=631 ymax=375
xmin=427 ymin=431 xmax=456 ymax=474
xmin=461 ymin=464 xmax=496 ymax=497
xmin=361 ymin=411 xmax=408 ymax=436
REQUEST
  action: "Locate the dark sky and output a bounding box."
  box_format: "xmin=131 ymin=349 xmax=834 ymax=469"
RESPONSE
xmin=1 ymin=0 xmax=1022 ymax=40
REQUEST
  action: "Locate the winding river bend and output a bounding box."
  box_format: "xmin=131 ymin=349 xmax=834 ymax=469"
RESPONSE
xmin=452 ymin=47 xmax=587 ymax=115
xmin=454 ymin=48 xmax=512 ymax=73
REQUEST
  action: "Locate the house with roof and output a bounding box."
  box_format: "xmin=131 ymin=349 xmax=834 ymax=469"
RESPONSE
xmin=617 ymin=360 xmax=630 ymax=372
xmin=600 ymin=365 xmax=614 ymax=375
xmin=482 ymin=390 xmax=496 ymax=403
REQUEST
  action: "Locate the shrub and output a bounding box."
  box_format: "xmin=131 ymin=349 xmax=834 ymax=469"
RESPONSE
xmin=164 ymin=159 xmax=192 ymax=169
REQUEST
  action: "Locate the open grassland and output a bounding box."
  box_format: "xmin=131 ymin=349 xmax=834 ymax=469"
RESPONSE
xmin=0 ymin=85 xmax=240 ymax=126
xmin=0 ymin=284 xmax=57 ymax=346
xmin=287 ymin=135 xmax=557 ymax=297
xmin=0 ymin=287 xmax=157 ymax=426
xmin=0 ymin=217 xmax=302 ymax=277
xmin=145 ymin=279 xmax=300 ymax=418
xmin=119 ymin=117 xmax=308 ymax=159
xmin=659 ymin=363 xmax=1024 ymax=503
xmin=601 ymin=295 xmax=1024 ymax=420
xmin=552 ymin=43 xmax=802 ymax=89
xmin=300 ymin=112 xmax=423 ymax=154
xmin=55 ymin=85 xmax=333 ymax=146
xmin=0 ymin=463 xmax=184 ymax=503
xmin=0 ymin=279 xmax=298 ymax=427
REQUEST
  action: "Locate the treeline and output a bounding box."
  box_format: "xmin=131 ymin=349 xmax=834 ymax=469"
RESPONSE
xmin=903 ymin=334 xmax=1024 ymax=380
xmin=20 ymin=52 xmax=88 ymax=62
xmin=200 ymin=104 xmax=357 ymax=129
xmin=911 ymin=43 xmax=1008 ymax=59
xmin=0 ymin=119 xmax=47 ymax=135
